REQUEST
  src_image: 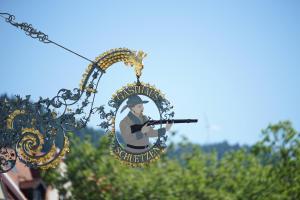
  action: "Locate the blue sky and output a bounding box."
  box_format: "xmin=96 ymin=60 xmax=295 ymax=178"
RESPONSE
xmin=1 ymin=0 xmax=299 ymax=145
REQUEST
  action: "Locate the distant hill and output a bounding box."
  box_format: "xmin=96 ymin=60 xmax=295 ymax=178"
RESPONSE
xmin=72 ymin=126 xmax=106 ymax=146
xmin=200 ymin=141 xmax=250 ymax=159
xmin=167 ymin=141 xmax=251 ymax=161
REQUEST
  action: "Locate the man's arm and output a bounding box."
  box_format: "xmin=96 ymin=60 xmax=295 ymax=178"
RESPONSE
xmin=120 ymin=120 xmax=131 ymax=138
xmin=120 ymin=119 xmax=144 ymax=140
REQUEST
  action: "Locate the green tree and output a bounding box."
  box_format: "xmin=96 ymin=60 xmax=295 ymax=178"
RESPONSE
xmin=41 ymin=120 xmax=300 ymax=200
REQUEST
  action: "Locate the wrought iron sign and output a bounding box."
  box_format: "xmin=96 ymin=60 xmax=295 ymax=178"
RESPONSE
xmin=0 ymin=12 xmax=197 ymax=172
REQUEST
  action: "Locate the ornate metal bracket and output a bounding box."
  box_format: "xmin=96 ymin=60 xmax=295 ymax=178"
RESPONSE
xmin=0 ymin=47 xmax=147 ymax=173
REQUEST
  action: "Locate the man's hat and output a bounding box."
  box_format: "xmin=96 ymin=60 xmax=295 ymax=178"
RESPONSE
xmin=120 ymin=95 xmax=149 ymax=113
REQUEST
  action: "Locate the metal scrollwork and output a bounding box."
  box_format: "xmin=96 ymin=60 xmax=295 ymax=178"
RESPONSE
xmin=0 ymin=13 xmax=50 ymax=43
xmin=0 ymin=47 xmax=148 ymax=172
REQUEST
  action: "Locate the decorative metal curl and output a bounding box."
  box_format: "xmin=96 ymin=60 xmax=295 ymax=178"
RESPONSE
xmin=0 ymin=13 xmax=50 ymax=43
xmin=0 ymin=147 xmax=16 ymax=173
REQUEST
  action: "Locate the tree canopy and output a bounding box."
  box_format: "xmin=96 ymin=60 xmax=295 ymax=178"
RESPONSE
xmin=42 ymin=121 xmax=300 ymax=200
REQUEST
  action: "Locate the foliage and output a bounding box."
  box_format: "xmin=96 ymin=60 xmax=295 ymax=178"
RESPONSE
xmin=41 ymin=121 xmax=300 ymax=200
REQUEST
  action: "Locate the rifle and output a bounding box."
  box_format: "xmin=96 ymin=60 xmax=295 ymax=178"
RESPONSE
xmin=130 ymin=119 xmax=198 ymax=133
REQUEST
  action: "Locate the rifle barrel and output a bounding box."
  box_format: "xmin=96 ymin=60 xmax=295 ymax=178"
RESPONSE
xmin=130 ymin=119 xmax=198 ymax=133
xmin=147 ymin=119 xmax=198 ymax=125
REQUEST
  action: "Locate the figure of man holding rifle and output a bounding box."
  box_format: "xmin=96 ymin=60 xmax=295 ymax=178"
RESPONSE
xmin=119 ymin=95 xmax=172 ymax=153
